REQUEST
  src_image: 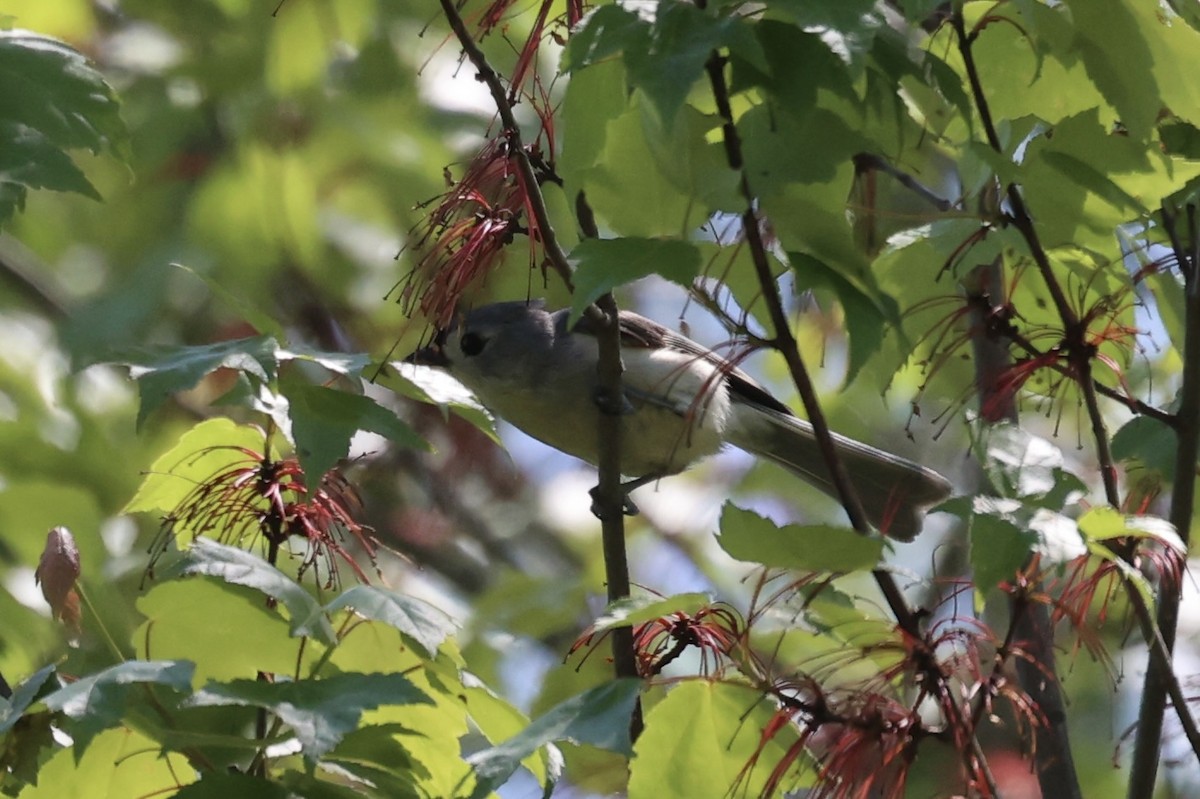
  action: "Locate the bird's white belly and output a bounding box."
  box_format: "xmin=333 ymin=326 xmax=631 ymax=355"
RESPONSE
xmin=460 ymin=346 xmax=730 ymax=478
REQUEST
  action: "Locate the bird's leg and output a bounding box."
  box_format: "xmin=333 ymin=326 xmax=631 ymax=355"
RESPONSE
xmin=592 ymin=385 xmax=635 ymax=416
xmin=588 ymin=473 xmax=662 ymax=519
xmin=589 ymin=384 xmax=640 ymax=518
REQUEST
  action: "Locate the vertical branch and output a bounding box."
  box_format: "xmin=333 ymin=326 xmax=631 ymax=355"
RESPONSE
xmin=578 ymin=194 xmax=644 ymax=740
xmin=1128 ymin=203 xmax=1200 ymax=797
xmin=966 ymin=262 xmax=1083 ymax=799
xmin=436 ymin=0 xmax=642 ymax=739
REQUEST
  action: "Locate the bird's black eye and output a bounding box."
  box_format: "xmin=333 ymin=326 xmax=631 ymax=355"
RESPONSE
xmin=459 ymin=331 xmax=487 ymax=356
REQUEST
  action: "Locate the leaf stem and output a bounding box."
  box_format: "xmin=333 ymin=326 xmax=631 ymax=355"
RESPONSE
xmin=78 ymin=584 xmax=127 ymax=663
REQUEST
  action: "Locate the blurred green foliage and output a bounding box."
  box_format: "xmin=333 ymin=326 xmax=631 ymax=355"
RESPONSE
xmin=0 ymin=0 xmax=1198 ymax=797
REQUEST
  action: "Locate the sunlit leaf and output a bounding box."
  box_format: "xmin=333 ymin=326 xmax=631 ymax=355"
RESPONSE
xmin=14 ymin=727 xmax=194 ymax=798
xmin=464 ymin=677 xmax=555 ymax=791
xmin=124 ymin=418 xmax=272 ymax=515
xmin=159 ymin=538 xmax=336 ymax=645
xmin=966 ymin=496 xmax=1086 ymax=567
xmin=1077 ymin=506 xmax=1181 ymax=552
xmin=380 ymin=362 xmax=499 ymax=443
xmin=134 ymin=578 xmax=303 ymax=684
xmin=981 ymin=424 xmax=1065 ymax=499
xmin=628 ymin=681 xmax=805 ymax=798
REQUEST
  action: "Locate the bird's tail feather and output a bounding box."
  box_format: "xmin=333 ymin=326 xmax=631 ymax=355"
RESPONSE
xmin=725 ymin=406 xmax=951 ymax=541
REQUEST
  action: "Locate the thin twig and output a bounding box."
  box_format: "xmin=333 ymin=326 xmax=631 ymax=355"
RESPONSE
xmin=852 ymin=153 xmax=957 ymax=212
xmin=436 ymin=0 xmax=574 ymax=289
xmin=950 ymin=10 xmax=1077 ymax=331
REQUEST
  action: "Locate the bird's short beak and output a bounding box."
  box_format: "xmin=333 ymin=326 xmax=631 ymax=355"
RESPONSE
xmin=404 ymin=332 xmax=450 ymax=367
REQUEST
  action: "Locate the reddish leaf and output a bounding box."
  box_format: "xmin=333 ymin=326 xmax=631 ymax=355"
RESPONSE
xmin=34 ymin=526 xmax=81 ymax=632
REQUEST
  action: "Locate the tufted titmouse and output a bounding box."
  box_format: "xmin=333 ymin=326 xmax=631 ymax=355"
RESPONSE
xmin=407 ymin=300 xmax=951 ymax=540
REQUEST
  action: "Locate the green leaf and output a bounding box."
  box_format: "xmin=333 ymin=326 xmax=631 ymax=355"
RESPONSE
xmin=623 ymin=2 xmax=748 ymax=126
xmin=1077 ymin=506 xmax=1182 ymax=552
xmin=559 ymin=58 xmax=629 ymax=190
xmin=318 ymin=585 xmax=457 ymax=658
xmin=464 ymin=679 xmax=555 ymax=792
xmin=321 ymin=724 xmax=433 ymax=798
xmin=717 ymin=503 xmax=884 ymax=572
xmin=278 ymin=344 xmax=371 ymax=378
xmin=0 ymin=121 xmax=97 ymax=196
xmin=160 ymin=538 xmax=336 ymax=645
xmin=0 ymin=31 xmax=126 ymax=154
xmin=284 ymin=382 xmax=427 ymax=481
xmin=0 ymin=30 xmax=127 ymax=225
xmin=185 ymin=672 xmax=432 ymax=760
xmin=134 ymin=578 xmax=304 ymax=684
xmin=789 ymin=251 xmax=893 ymax=383
xmin=561 ymin=4 xmax=646 ymax=72
xmin=959 ymin=504 xmax=1035 ymax=595
xmin=568 ymin=237 xmax=701 ymax=322
xmin=169 ymin=263 xmax=285 ymax=340
xmin=1064 ymin=0 xmax=1157 ymax=138
xmin=1160 ymin=120 xmax=1200 ymax=158
xmin=41 ymin=660 xmax=195 ymax=754
xmin=1112 ymin=415 xmax=1177 ymax=480
xmin=123 ymin=418 xmax=272 ymax=515
xmin=466 ymin=679 xmax=642 ymax=799
xmin=980 ymin=424 xmax=1065 ymax=499
xmin=966 ymin=496 xmax=1086 ymax=567
xmin=0 ymin=664 xmax=57 ymax=734
xmin=117 ymin=336 xmax=279 ymax=427
xmin=591 ymin=592 xmax=715 ymax=632
xmin=279 ymin=768 xmax=386 ymax=799
xmin=171 ymin=772 xmax=292 ymax=799
xmin=14 ymin=728 xmax=195 ymax=798
xmin=377 ymin=362 xmax=499 ymax=444
xmin=573 ymin=95 xmax=708 ymax=236
xmin=627 ymin=681 xmax=805 ymax=798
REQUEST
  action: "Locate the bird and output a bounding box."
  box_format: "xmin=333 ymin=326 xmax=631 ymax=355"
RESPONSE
xmin=406 ymin=300 xmax=951 ymax=540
